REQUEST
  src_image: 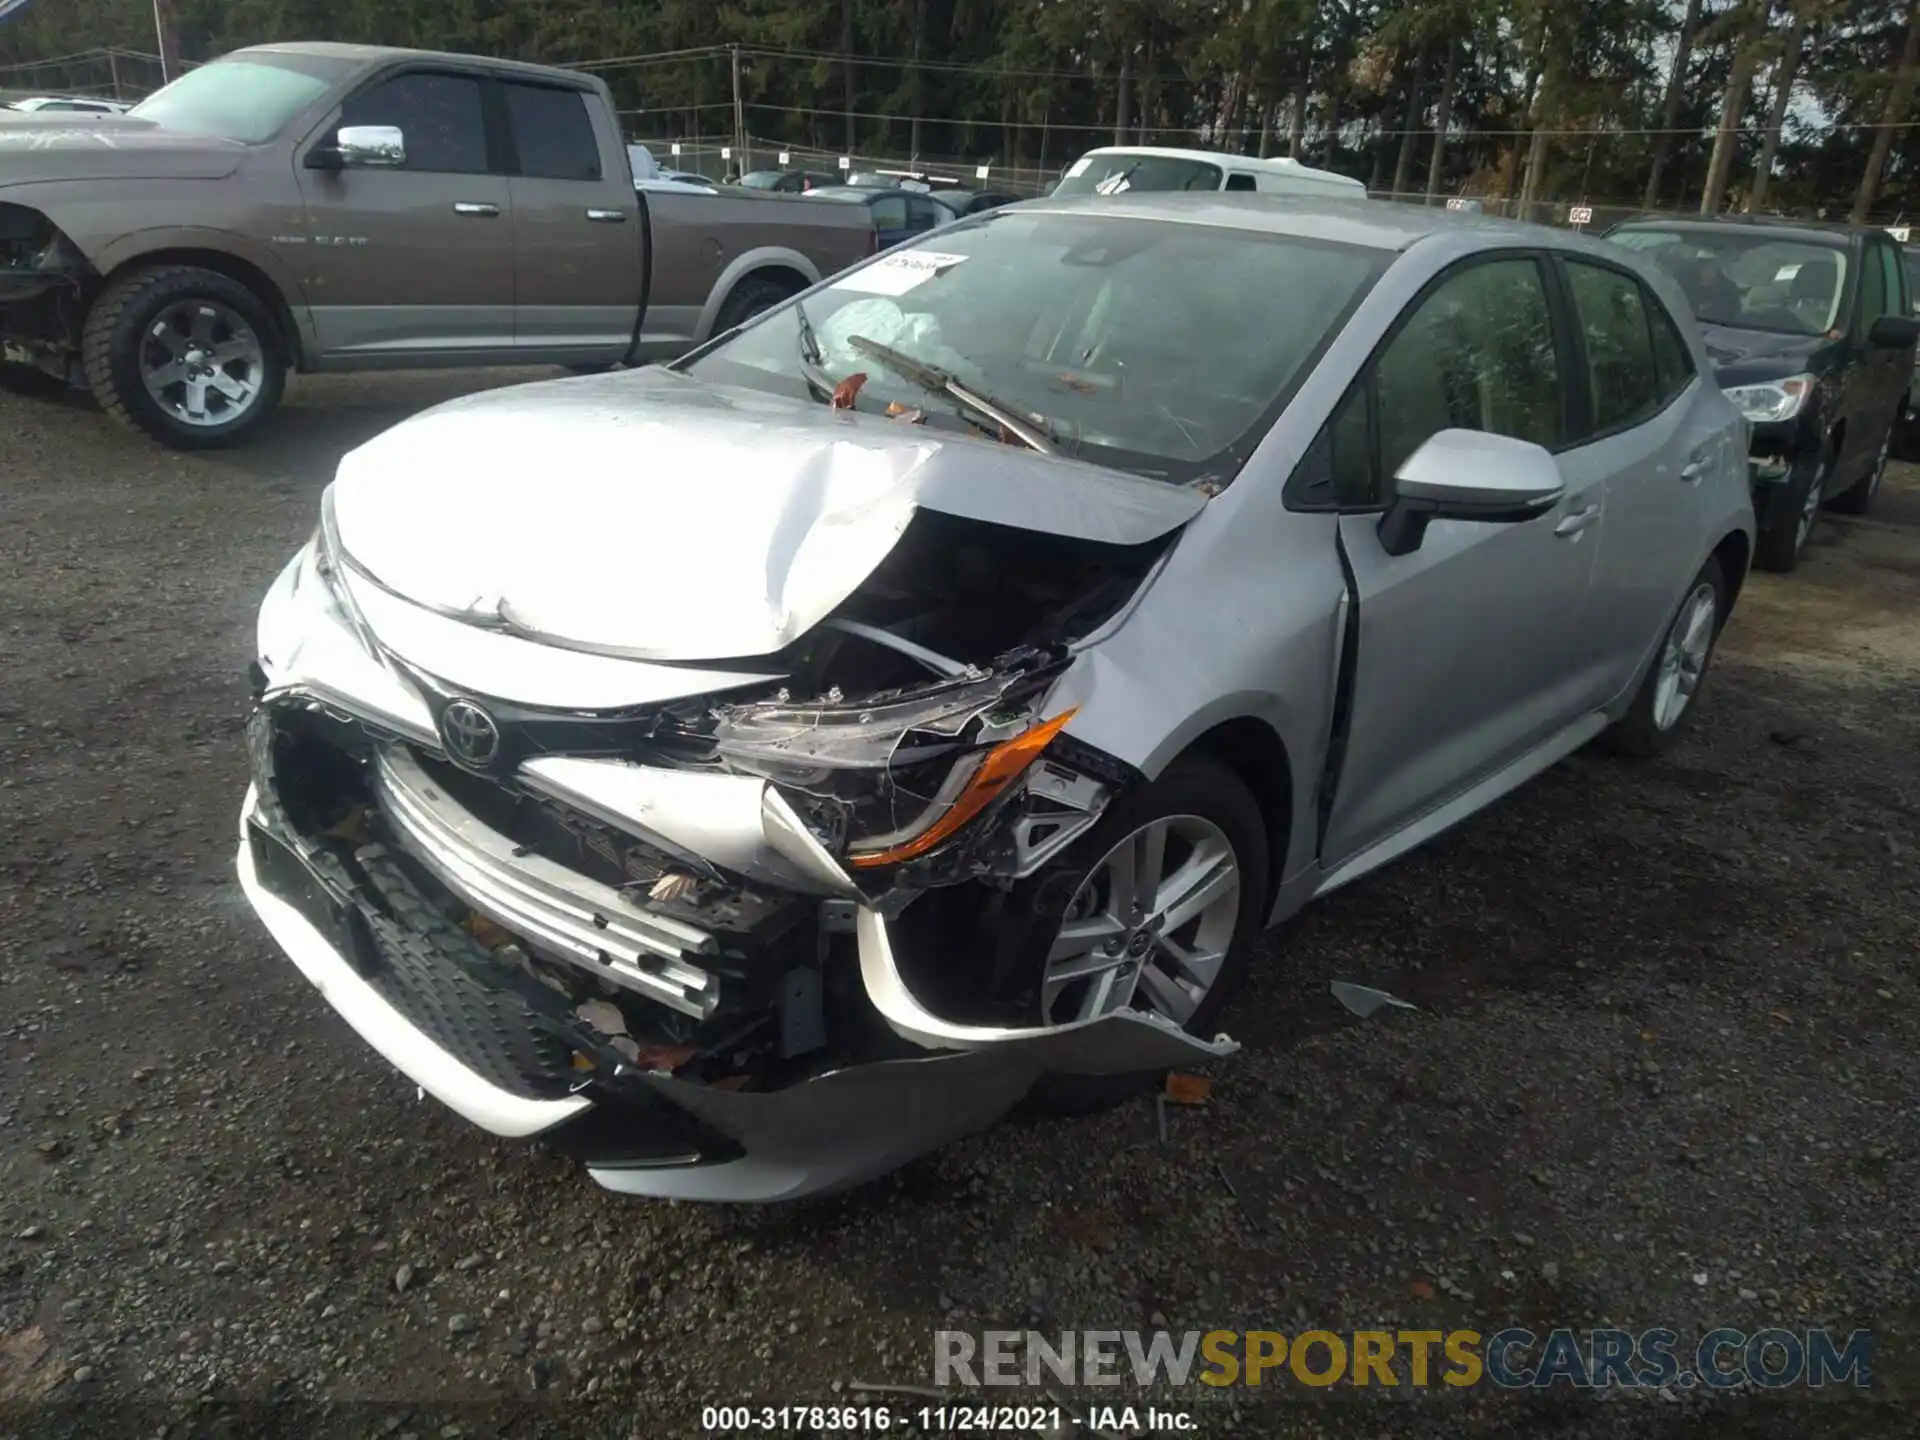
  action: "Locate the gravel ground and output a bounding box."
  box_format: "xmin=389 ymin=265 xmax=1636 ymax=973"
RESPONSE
xmin=2 ymin=372 xmax=1917 ymax=1440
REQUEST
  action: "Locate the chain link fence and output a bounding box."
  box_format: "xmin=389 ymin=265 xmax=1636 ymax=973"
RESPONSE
xmin=6 ymin=44 xmax=1901 ymax=233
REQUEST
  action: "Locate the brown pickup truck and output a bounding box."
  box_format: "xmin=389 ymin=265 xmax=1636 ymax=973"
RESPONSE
xmin=0 ymin=42 xmax=875 ymax=448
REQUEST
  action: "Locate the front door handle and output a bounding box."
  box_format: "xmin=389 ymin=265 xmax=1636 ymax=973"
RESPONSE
xmin=586 ymin=208 xmax=627 ymax=223
xmin=1554 ymin=503 xmax=1601 ymax=537
xmin=1679 ymin=459 xmax=1707 ymax=482
xmin=452 ymin=201 xmax=500 ymax=217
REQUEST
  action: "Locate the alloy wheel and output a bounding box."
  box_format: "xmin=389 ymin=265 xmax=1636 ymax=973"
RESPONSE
xmin=1652 ymin=581 xmax=1718 ymax=731
xmin=139 ymin=299 xmax=266 ymax=428
xmin=1040 ymin=815 xmax=1241 ymax=1027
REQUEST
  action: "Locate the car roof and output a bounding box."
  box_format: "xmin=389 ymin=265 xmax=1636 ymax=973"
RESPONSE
xmin=1014 ymin=192 xmax=1616 ymax=255
xmin=237 ymin=40 xmax=599 ymax=87
xmin=1607 ymin=214 xmax=1867 ymax=247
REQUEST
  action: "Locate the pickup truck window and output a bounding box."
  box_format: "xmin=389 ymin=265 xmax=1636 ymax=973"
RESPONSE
xmin=128 ymin=55 xmax=349 ymax=144
xmin=502 ymin=83 xmax=602 ymax=182
xmin=339 ymin=72 xmax=490 ymax=175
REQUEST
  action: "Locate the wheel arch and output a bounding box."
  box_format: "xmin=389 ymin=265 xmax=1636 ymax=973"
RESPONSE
xmin=96 ymin=247 xmax=305 ymax=369
xmin=1171 ymin=715 xmax=1294 ymax=916
xmin=1711 ymin=527 xmax=1751 ymax=611
xmin=693 ymin=248 xmax=820 ymax=343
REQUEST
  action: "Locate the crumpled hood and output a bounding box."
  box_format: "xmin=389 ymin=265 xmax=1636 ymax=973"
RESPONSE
xmin=0 ymin=116 xmax=245 ymax=184
xmin=1699 ymin=322 xmax=1823 ymax=384
xmin=330 ymin=366 xmax=1204 ymax=663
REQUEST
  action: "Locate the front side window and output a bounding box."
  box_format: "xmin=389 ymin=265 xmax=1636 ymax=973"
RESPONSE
xmin=1857 ymin=241 xmax=1889 ymax=332
xmin=1565 ymin=260 xmax=1660 ymax=432
xmin=683 ymin=210 xmax=1383 ymax=486
xmin=503 ymin=83 xmax=600 ymax=181
xmin=1374 ymin=258 xmax=1562 ymax=481
xmin=130 ymin=54 xmax=350 ymax=144
xmin=869 ymin=194 xmax=909 ymax=230
xmin=1610 ymin=227 xmax=1849 ymax=336
xmin=338 ymin=72 xmax=489 ymax=175
xmin=1053 ymin=153 xmax=1223 ymax=197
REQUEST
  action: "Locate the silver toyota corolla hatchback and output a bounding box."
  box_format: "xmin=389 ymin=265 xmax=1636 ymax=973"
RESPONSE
xmin=238 ymin=196 xmax=1755 ymax=1201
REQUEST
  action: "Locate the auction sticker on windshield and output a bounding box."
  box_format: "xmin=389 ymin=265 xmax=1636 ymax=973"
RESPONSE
xmin=836 ymin=251 xmax=970 ymax=297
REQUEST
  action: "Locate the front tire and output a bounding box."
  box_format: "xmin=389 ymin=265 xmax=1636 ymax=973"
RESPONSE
xmin=82 ymin=264 xmax=286 ymax=449
xmin=1753 ymin=446 xmax=1829 ymax=573
xmin=1023 ymin=756 xmax=1270 ymax=1115
xmin=1602 ymin=556 xmax=1726 ymax=759
xmin=1828 ymin=429 xmax=1890 ymax=516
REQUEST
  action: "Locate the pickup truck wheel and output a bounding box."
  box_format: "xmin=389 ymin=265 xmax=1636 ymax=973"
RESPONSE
xmin=1601 ymin=556 xmax=1726 ymax=759
xmin=713 ymin=274 xmax=798 ymax=335
xmin=82 ymin=265 xmax=286 ymax=449
xmin=1828 ymin=429 xmax=1890 ymax=516
xmin=1021 ymin=756 xmax=1269 ymax=1116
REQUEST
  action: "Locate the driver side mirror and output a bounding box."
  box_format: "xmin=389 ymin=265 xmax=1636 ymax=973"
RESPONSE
xmin=1869 ymin=313 xmax=1920 ymax=350
xmin=1377 ymin=429 xmax=1567 ymax=557
xmin=307 ymin=124 xmax=407 ymax=170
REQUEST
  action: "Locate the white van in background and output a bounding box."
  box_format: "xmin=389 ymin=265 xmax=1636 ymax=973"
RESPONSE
xmin=1054 ymin=146 xmax=1366 ymax=201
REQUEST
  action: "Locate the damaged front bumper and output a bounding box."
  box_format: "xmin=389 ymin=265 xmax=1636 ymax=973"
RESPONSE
xmin=235 ymin=542 xmax=1234 ymax=1200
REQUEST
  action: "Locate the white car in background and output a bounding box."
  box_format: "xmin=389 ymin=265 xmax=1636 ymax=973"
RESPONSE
xmin=2 ymin=95 xmax=131 ymax=114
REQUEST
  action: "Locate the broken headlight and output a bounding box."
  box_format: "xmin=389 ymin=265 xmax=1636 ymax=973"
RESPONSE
xmin=710 ymin=673 xmax=1075 ymax=869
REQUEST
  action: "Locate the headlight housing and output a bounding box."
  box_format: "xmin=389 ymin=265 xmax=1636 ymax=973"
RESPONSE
xmin=1723 ymin=374 xmax=1814 ymax=424
xmin=709 ymin=673 xmax=1075 ymax=868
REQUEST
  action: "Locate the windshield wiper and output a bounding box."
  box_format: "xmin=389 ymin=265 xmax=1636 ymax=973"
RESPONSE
xmin=793 ymin=299 xmax=837 ymax=402
xmin=845 ymin=334 xmax=1058 ymax=454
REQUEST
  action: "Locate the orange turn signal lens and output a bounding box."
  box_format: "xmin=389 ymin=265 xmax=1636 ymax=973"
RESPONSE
xmin=846 ymin=708 xmax=1079 ymax=869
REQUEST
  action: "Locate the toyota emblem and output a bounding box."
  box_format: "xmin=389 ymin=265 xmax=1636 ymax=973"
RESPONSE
xmin=439 ymin=698 xmax=502 ymax=769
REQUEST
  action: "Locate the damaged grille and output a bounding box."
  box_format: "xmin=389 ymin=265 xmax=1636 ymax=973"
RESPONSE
xmin=373 ymin=746 xmax=723 ymax=1020
xmin=414 ymin=753 xmax=811 ymax=951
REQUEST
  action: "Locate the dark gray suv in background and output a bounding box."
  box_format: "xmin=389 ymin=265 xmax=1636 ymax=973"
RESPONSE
xmin=1608 ymin=217 xmax=1918 ymax=573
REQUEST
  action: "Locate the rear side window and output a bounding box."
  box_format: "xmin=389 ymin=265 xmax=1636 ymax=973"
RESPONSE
xmin=503 ymin=83 xmax=601 ymax=181
xmin=1565 ymin=260 xmax=1660 ymax=432
xmin=339 ymin=72 xmax=489 ymax=174
xmin=1224 ymin=172 xmax=1257 ymax=192
xmin=1647 ymin=292 xmax=1695 ymax=402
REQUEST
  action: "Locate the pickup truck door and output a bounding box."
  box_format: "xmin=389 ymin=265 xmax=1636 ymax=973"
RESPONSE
xmin=294 ymin=68 xmax=517 ymax=363
xmin=1316 ymin=254 xmax=1612 ymax=872
xmin=497 ymin=79 xmax=643 ymax=362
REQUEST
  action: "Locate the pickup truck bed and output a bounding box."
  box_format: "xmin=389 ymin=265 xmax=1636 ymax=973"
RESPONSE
xmin=0 ymin=41 xmax=874 ymax=448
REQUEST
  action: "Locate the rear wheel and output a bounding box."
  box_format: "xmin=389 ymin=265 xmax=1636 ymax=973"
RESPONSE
xmin=82 ymin=264 xmax=286 ymax=448
xmin=1601 ymin=556 xmax=1726 ymax=758
xmin=712 ymin=274 xmax=800 ymax=335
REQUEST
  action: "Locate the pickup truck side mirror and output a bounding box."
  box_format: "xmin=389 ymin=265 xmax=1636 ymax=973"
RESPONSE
xmin=1377 ymin=428 xmax=1566 ymax=557
xmin=1869 ymin=313 xmax=1920 ymax=350
xmin=308 ymin=125 xmax=407 ymax=171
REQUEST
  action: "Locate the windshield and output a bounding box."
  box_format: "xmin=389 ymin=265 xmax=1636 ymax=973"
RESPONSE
xmin=681 ymin=210 xmax=1383 ymax=485
xmin=1905 ymin=248 xmax=1920 ymax=315
xmin=129 ymin=54 xmax=349 ymax=144
xmin=1053 ymin=153 xmax=1223 ymax=197
xmin=1609 ymin=227 xmax=1850 ymax=336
